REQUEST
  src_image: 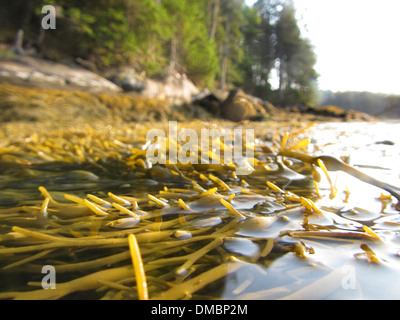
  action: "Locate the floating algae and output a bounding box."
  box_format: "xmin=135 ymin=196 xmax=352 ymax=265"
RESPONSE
xmin=0 ymin=121 xmax=400 ymax=300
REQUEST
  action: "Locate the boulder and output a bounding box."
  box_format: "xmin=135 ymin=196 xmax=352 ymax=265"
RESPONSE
xmin=121 ymin=76 xmax=145 ymax=92
xmin=192 ymin=92 xmax=222 ymax=116
xmin=193 ymin=88 xmax=275 ymax=121
xmin=304 ymin=105 xmax=376 ymax=121
xmin=140 ymin=73 xmax=200 ymax=105
xmin=220 ymin=88 xmax=261 ymax=122
xmin=0 ymin=56 xmax=121 ymax=93
xmin=305 ymin=105 xmax=347 ymax=118
xmin=242 ymin=94 xmax=276 ymax=115
xmin=105 ymin=67 xmax=145 ymax=92
xmin=345 ymin=109 xmax=377 ymax=121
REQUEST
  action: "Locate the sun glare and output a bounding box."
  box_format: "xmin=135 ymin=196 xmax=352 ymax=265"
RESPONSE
xmin=295 ymin=0 xmax=400 ymax=94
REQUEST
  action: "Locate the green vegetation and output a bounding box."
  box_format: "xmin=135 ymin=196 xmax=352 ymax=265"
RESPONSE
xmin=0 ymin=0 xmax=318 ymax=106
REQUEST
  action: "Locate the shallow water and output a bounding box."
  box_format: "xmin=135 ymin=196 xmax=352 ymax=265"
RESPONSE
xmin=0 ymin=121 xmax=399 ymax=300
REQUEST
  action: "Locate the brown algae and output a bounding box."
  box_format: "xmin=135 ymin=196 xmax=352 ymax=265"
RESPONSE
xmin=0 ymin=121 xmax=400 ymax=300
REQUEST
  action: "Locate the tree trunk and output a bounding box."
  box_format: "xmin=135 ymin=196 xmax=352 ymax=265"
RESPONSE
xmin=20 ymin=0 xmax=33 ymax=31
xmin=209 ymin=0 xmax=220 ymax=40
xmin=220 ymin=19 xmax=230 ymax=91
xmin=207 ymin=0 xmax=213 ymax=30
xmin=36 ymin=27 xmax=45 ymax=50
xmin=12 ymin=0 xmax=33 ymax=55
xmin=169 ymin=36 xmax=178 ymax=73
xmin=278 ymin=59 xmax=286 ymax=100
xmin=12 ymin=29 xmax=24 ymax=55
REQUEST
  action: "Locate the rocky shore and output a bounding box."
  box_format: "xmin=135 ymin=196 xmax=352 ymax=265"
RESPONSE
xmin=0 ymin=56 xmax=377 ymax=124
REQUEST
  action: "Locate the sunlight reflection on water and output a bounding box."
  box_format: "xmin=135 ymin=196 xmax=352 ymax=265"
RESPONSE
xmin=221 ymin=121 xmax=400 ymax=300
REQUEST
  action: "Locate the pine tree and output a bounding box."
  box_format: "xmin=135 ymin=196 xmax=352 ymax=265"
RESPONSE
xmin=216 ymin=0 xmax=246 ymax=90
xmin=274 ymin=2 xmax=318 ymax=106
xmin=238 ymin=4 xmax=275 ymax=99
xmin=162 ymin=0 xmax=219 ymax=86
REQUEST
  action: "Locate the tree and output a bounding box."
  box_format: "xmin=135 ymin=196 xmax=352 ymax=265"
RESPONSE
xmin=237 ymin=4 xmax=275 ymax=98
xmin=124 ymin=0 xmax=171 ymax=73
xmin=162 ymin=0 xmax=219 ymax=86
xmin=275 ymin=3 xmax=301 ymax=97
xmin=234 ymin=0 xmax=318 ymax=105
xmin=216 ymin=0 xmax=246 ymax=90
xmin=0 ymin=0 xmax=318 ymax=101
xmin=0 ymin=0 xmax=58 ymax=54
xmin=274 ymin=2 xmax=318 ymax=106
xmin=209 ymin=0 xmax=220 ymax=40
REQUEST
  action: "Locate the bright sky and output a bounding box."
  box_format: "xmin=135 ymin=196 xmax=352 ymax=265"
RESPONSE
xmin=246 ymin=0 xmax=400 ymax=94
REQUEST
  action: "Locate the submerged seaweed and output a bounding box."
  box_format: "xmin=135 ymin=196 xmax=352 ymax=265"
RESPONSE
xmin=0 ymin=121 xmax=400 ymax=300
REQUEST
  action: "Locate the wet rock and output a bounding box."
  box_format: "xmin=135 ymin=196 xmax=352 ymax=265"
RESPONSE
xmin=121 ymin=76 xmax=144 ymax=92
xmin=220 ymin=88 xmax=263 ymax=122
xmin=242 ymin=93 xmax=277 ymax=115
xmin=303 ymin=105 xmax=376 ymax=121
xmin=75 ymin=57 xmax=97 ymax=72
xmin=345 ymin=109 xmax=377 ymax=121
xmin=305 ymin=105 xmax=347 ymax=118
xmin=192 ymin=92 xmax=222 ymax=116
xmin=141 ymin=73 xmax=200 ymax=105
xmin=375 ymin=140 xmax=395 ymax=145
xmin=194 ymin=88 xmax=275 ymax=121
xmin=107 ymin=70 xmax=201 ymax=105
xmin=105 ymin=67 xmax=145 ymax=92
xmin=0 ymin=56 xmax=121 ymax=93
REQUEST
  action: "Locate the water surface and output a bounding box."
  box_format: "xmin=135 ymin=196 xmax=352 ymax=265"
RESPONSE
xmin=0 ymin=121 xmax=399 ymax=300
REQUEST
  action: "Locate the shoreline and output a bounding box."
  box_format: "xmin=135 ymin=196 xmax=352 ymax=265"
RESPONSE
xmin=0 ymin=56 xmax=379 ymax=125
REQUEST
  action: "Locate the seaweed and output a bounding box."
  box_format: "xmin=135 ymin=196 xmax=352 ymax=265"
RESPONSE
xmin=0 ymin=121 xmax=399 ymax=300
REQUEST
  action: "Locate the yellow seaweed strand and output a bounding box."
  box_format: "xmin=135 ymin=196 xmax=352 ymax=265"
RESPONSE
xmin=39 ymin=197 xmax=50 ymax=219
xmin=288 ymin=138 xmax=310 ymax=151
xmin=147 ymin=194 xmax=169 ymax=207
xmin=198 ymin=187 xmax=218 ymax=197
xmin=317 ymin=159 xmax=337 ymax=199
xmin=86 ymin=194 xmax=112 ymax=208
xmin=343 ymin=185 xmax=350 ymax=203
xmin=266 ymin=181 xmax=285 ymax=194
xmin=178 ymin=213 xmax=187 ymax=225
xmin=112 ymin=202 xmax=140 ymax=218
xmin=132 ymin=201 xmax=139 ymax=211
xmin=362 ymin=225 xmax=382 ymax=241
xmin=83 ymin=199 xmax=108 ymax=216
xmin=38 ymin=186 xmax=62 ymax=206
xmin=108 ymin=192 xmax=131 ymax=206
xmin=2 ymin=266 xmax=134 ymax=300
xmin=3 ymin=249 xmax=54 ymax=270
xmin=300 ymin=197 xmax=322 ymax=214
xmin=199 ymin=173 xmax=210 ymax=182
xmin=12 ymin=226 xmax=71 ymax=242
xmin=209 ymin=173 xmax=231 ymax=191
xmin=178 ymin=199 xmax=192 ymax=211
xmin=64 ymin=193 xmax=85 ymax=204
xmin=220 ymin=199 xmax=246 ymax=219
xmin=175 ymin=237 xmax=223 ymax=276
xmin=290 ymin=123 xmax=316 ymax=137
xmin=151 ymin=262 xmax=241 ymax=300
xmin=313 ymin=180 xmax=321 ymax=198
xmin=128 ymin=234 xmax=149 ymax=300
xmin=280 ymin=132 xmax=289 ymax=151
